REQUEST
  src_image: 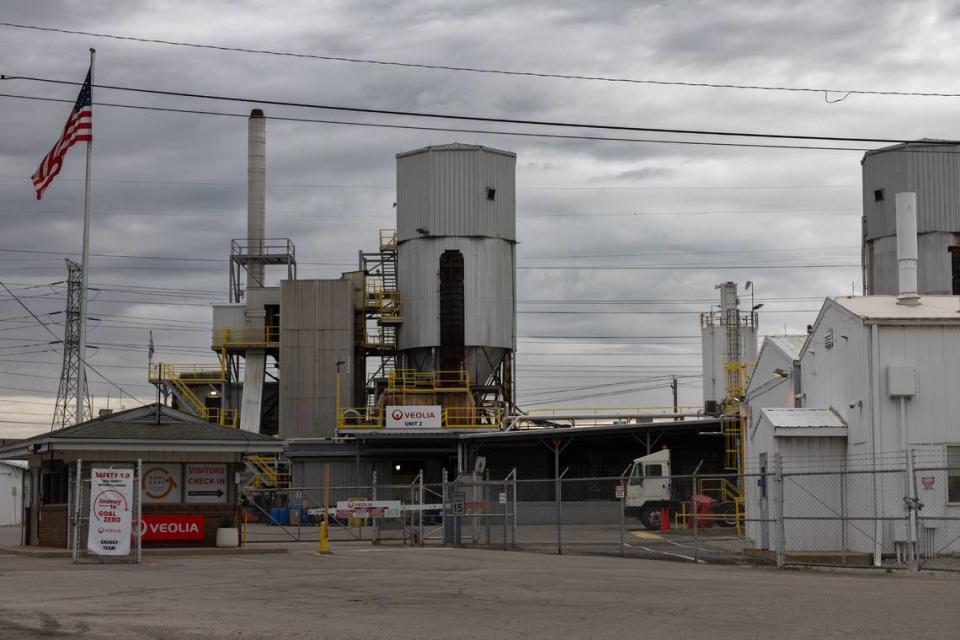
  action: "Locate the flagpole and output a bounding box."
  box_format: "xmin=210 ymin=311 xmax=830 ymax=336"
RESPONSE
xmin=76 ymin=48 xmax=95 ymax=424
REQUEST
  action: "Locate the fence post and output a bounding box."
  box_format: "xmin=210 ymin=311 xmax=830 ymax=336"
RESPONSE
xmin=907 ymin=449 xmax=919 ymax=573
xmin=441 ymin=467 xmax=448 ymax=547
xmin=692 ymin=471 xmax=699 ymax=564
xmin=775 ymin=453 xmax=785 ymax=568
xmin=72 ymin=458 xmax=82 ymax=563
xmin=555 ymin=443 xmax=561 ymax=555
xmin=512 ymin=468 xmax=518 ymax=549
xmin=372 ymin=469 xmax=379 ymax=545
xmin=137 ymin=458 xmax=142 ymax=565
xmin=418 ymin=469 xmax=424 ymax=547
xmin=619 ymin=478 xmax=625 ymax=558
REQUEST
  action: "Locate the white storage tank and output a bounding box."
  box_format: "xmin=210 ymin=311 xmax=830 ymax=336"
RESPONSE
xmin=862 ymin=141 xmax=960 ymax=295
xmin=395 ymin=144 xmax=516 ymax=392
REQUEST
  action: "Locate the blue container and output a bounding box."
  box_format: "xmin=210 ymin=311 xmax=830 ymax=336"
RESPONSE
xmin=270 ymin=507 xmax=289 ymax=526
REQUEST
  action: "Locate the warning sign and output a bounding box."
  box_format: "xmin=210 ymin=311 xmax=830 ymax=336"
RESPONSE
xmin=142 ymin=464 xmax=181 ymax=504
xmin=335 ymin=500 xmax=401 ymax=519
xmin=185 ymin=464 xmax=227 ymax=504
xmin=87 ymin=467 xmax=134 ymax=556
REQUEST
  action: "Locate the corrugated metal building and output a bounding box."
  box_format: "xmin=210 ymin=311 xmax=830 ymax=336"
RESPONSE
xmin=278 ymin=279 xmax=357 ymax=439
xmin=862 ymin=141 xmax=960 ymax=295
xmin=745 ymin=295 xmax=960 ymax=556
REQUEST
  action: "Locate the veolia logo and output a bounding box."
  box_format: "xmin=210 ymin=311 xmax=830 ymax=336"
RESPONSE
xmin=392 ymin=409 xmax=404 ymax=420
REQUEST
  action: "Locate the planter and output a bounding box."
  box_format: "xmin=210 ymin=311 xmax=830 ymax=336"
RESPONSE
xmin=216 ymin=527 xmax=239 ymax=548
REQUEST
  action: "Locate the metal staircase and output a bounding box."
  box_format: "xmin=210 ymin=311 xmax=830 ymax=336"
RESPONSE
xmin=148 ymin=355 xmax=238 ymax=427
xmin=359 ymin=229 xmax=403 ymax=409
xmin=243 ymin=454 xmax=291 ymax=490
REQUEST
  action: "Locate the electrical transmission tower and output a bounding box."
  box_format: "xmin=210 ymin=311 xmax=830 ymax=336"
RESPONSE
xmin=51 ymin=259 xmax=91 ymax=429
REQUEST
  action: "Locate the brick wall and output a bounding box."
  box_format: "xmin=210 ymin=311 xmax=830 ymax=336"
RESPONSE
xmin=142 ymin=503 xmax=238 ymax=547
xmin=38 ymin=506 xmax=67 ymax=548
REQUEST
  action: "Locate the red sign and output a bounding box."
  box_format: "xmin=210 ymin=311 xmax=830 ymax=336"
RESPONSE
xmin=139 ymin=514 xmax=206 ymax=541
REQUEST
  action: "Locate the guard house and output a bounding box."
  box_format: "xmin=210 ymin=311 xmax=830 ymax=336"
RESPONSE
xmin=0 ymin=405 xmax=283 ymax=549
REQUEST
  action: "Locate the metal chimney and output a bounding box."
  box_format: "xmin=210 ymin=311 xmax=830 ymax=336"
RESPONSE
xmin=895 ymin=191 xmax=921 ymax=306
xmin=247 ymin=109 xmax=266 ymax=289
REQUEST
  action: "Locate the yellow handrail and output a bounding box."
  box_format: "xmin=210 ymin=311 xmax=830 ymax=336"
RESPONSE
xmin=212 ymin=326 xmax=280 ymax=348
xmin=386 ymin=369 xmax=470 ymax=392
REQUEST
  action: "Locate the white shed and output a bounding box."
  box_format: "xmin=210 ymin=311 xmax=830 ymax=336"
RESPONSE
xmin=0 ymin=460 xmax=25 ymax=526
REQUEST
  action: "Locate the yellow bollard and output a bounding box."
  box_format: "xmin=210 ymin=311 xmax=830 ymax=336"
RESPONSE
xmin=319 ymin=463 xmax=331 ymax=554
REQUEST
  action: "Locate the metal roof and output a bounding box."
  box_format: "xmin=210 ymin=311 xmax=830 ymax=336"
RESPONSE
xmin=761 ymin=408 xmax=847 ymax=438
xmin=396 ymin=143 xmax=516 ymax=158
xmin=766 ymin=335 xmax=807 ymax=360
xmin=0 ymin=404 xmax=283 ymax=459
xmin=459 ymin=418 xmax=723 ymax=442
xmin=831 ymin=295 xmax=960 ymax=323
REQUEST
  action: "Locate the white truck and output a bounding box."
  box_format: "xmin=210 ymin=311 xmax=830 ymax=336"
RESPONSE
xmin=623 ymin=449 xmax=737 ymax=530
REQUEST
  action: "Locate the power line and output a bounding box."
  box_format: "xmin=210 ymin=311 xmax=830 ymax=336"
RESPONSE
xmin=0 ymin=281 xmax=146 ymax=407
xmin=0 ymin=174 xmax=861 ymax=191
xmin=2 ymin=75 xmax=947 ymax=146
xmin=0 ymin=92 xmax=869 ymax=153
xmin=4 ymin=22 xmax=959 ymax=101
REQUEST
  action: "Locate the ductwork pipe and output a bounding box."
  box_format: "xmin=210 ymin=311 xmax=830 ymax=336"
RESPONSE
xmin=895 ymin=191 xmax=920 ymax=305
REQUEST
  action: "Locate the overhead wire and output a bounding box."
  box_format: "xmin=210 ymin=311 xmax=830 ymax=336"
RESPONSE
xmin=0 ymin=281 xmax=146 ymax=406
xmin=2 ymin=74 xmax=950 ymax=146
xmin=0 ymin=91 xmax=869 ymax=152
xmin=4 ymin=22 xmax=960 ymax=101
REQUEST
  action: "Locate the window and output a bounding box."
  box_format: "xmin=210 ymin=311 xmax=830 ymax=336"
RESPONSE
xmin=629 ymin=464 xmax=643 ymax=485
xmin=874 ymin=189 xmax=885 ymax=202
xmin=950 ymin=247 xmax=960 ymax=295
xmin=948 ymin=446 xmax=960 ymax=503
xmin=486 ymin=187 xmax=496 ymax=201
xmin=644 ymin=464 xmax=663 ymax=477
xmin=41 ymin=465 xmax=69 ymax=504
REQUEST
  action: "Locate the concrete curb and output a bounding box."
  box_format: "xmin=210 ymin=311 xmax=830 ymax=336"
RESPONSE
xmin=0 ymin=546 xmax=289 ymax=559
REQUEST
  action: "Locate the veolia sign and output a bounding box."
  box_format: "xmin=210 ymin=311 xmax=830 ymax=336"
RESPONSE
xmin=139 ymin=514 xmax=205 ymax=541
xmin=386 ymin=405 xmax=442 ymax=431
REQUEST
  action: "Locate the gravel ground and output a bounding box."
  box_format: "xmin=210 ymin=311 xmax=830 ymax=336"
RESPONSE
xmin=0 ymin=541 xmax=958 ymax=639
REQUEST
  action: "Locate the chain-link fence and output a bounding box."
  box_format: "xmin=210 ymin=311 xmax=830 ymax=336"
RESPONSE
xmin=240 ymin=458 xmax=960 ymax=572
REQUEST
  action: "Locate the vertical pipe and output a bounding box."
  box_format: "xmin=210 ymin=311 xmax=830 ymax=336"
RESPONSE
xmin=869 ymin=324 xmax=882 ymax=566
xmin=774 ymin=453 xmax=785 ymax=568
xmin=247 ymin=109 xmax=266 ymax=289
xmin=692 ymin=471 xmax=699 ymax=563
xmin=895 ymin=192 xmax=920 ymax=305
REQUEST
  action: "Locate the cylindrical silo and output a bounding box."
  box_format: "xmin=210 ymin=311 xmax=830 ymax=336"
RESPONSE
xmin=395 ymin=144 xmax=516 ymax=400
xmin=862 ymin=141 xmax=960 ymax=295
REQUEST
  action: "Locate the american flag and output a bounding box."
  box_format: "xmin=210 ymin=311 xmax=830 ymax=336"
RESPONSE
xmin=31 ymin=67 xmax=92 ymax=200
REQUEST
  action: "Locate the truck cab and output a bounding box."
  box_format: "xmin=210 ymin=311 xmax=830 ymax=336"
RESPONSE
xmin=624 ymin=449 xmax=673 ymax=529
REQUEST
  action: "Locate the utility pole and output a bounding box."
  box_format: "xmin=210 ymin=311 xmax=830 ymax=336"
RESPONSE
xmin=671 ymin=376 xmax=678 ymax=415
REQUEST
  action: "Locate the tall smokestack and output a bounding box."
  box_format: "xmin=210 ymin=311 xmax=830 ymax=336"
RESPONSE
xmin=895 ymin=191 xmax=920 ymax=306
xmin=247 ymin=109 xmax=266 ymax=289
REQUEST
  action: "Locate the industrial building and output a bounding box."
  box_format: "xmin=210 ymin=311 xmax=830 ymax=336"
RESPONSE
xmin=746 ymin=183 xmax=960 ymax=563
xmin=0 ymin=460 xmax=25 ymax=526
xmin=143 ymin=110 xmax=737 ymax=497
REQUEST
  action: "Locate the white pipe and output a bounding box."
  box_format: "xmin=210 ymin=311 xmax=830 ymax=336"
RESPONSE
xmin=895 ymin=192 xmax=920 ymax=305
xmin=247 ymin=109 xmax=266 ymax=289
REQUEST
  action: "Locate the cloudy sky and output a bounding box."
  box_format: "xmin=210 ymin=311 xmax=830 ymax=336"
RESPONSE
xmin=0 ymin=1 xmax=956 ymax=437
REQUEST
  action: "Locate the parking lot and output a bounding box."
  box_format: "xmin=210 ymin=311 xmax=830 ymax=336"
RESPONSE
xmin=1 ymin=537 xmax=958 ymax=639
